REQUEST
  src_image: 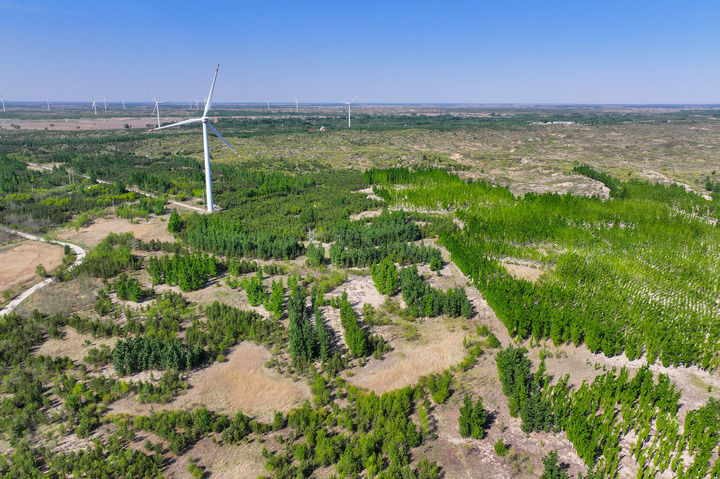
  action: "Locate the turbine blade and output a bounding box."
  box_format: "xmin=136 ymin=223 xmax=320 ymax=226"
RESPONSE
xmin=147 ymin=117 xmax=202 ymax=132
xmin=203 ymin=64 xmax=220 ymax=117
xmin=207 ymin=123 xmax=241 ymax=157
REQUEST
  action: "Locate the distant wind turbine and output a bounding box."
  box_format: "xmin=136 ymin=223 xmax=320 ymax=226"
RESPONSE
xmin=46 ymin=99 xmax=51 ymax=111
xmin=1 ymin=96 xmax=5 ymax=113
xmin=103 ymin=98 xmax=107 ymax=112
xmin=91 ymin=101 xmax=97 ymax=115
xmin=122 ymin=100 xmax=126 ymax=110
xmin=342 ymin=95 xmax=358 ymax=128
xmin=150 ymin=96 xmax=166 ymax=128
xmin=295 ymin=98 xmax=298 ymax=113
xmin=148 ymin=64 xmax=240 ymax=212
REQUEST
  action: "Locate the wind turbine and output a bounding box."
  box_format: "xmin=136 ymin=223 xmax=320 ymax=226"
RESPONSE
xmin=122 ymin=100 xmax=126 ymax=111
xmin=150 ymin=97 xmax=166 ymax=128
xmin=91 ymin=101 xmax=97 ymax=115
xmin=295 ymin=98 xmax=298 ymax=113
xmin=46 ymin=99 xmax=51 ymax=111
xmin=1 ymin=96 xmax=5 ymax=113
xmin=103 ymin=98 xmax=107 ymax=112
xmin=148 ymin=64 xmax=240 ymax=213
xmin=342 ymin=95 xmax=358 ymax=128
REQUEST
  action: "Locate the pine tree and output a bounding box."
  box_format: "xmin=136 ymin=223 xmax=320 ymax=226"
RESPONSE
xmin=459 ymin=393 xmax=472 ymax=437
xmin=168 ymin=210 xmax=182 ymax=233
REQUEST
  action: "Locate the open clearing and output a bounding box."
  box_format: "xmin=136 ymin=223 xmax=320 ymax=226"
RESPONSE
xmin=168 ymin=437 xmax=266 ymax=479
xmin=0 ymin=240 xmax=64 ymax=296
xmin=346 ymin=316 xmax=470 ymax=393
xmin=500 ymin=259 xmax=548 ymax=283
xmin=36 ymin=327 xmax=116 ymax=362
xmin=57 ymin=216 xmax=174 ymax=249
xmin=14 ymin=276 xmax=101 ymax=317
xmin=108 ymin=342 xmax=310 ymax=422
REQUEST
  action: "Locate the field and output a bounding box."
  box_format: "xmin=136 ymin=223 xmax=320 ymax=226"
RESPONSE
xmin=0 ymin=105 xmax=718 ymax=479
xmin=0 ymin=239 xmax=64 ymax=299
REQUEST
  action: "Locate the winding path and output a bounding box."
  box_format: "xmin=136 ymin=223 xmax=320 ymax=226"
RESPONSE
xmin=0 ymin=227 xmax=86 ymax=316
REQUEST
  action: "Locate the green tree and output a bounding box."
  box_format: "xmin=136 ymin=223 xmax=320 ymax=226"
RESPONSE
xmin=540 ymin=451 xmax=569 ymax=479
xmin=168 ymin=210 xmax=182 ymax=233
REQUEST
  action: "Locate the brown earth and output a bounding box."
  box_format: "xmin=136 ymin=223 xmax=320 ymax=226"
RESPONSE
xmin=0 ymin=240 xmax=64 ymax=296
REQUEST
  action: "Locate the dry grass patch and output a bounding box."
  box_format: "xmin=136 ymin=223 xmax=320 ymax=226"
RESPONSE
xmin=0 ymin=240 xmax=64 ymax=297
xmin=108 ymin=342 xmax=310 ymax=422
xmin=57 ymin=216 xmax=174 ymax=249
xmin=168 ymin=437 xmax=266 ymax=479
xmin=346 ymin=317 xmax=469 ymax=394
xmin=35 ymin=328 xmax=116 ymax=362
xmin=14 ymin=276 xmax=101 ymax=317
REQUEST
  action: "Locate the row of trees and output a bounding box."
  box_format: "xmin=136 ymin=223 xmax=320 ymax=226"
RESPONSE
xmin=147 ymin=252 xmax=219 ymax=291
xmin=496 ymin=345 xmax=720 ymax=478
xmin=112 ymin=336 xmax=205 ymax=374
xmin=180 ymin=213 xmax=304 ymax=260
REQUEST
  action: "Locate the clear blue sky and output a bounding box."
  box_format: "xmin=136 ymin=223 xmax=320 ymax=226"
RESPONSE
xmin=2 ymin=0 xmax=719 ymax=103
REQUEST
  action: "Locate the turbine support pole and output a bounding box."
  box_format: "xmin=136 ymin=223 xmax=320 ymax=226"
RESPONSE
xmin=202 ymin=120 xmax=213 ymax=212
xmin=347 ymin=104 xmax=351 ymax=128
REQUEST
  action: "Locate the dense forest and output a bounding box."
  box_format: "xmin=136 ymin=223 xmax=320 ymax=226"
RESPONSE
xmin=369 ymin=167 xmax=720 ymax=370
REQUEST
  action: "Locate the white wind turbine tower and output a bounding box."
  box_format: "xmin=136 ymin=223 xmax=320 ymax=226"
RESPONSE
xmin=122 ymin=100 xmax=126 ymax=111
xmin=1 ymin=95 xmax=5 ymax=113
xmin=46 ymin=99 xmax=51 ymax=111
xmin=91 ymin=101 xmax=97 ymax=115
xmin=150 ymin=96 xmax=166 ymax=128
xmin=342 ymin=95 xmax=358 ymax=128
xmin=148 ymin=64 xmax=240 ymax=213
xmin=103 ymin=98 xmax=107 ymax=112
xmin=295 ymin=98 xmax=298 ymax=113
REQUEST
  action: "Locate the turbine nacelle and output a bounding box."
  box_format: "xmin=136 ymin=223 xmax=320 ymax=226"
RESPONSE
xmin=146 ymin=64 xmax=239 ymax=213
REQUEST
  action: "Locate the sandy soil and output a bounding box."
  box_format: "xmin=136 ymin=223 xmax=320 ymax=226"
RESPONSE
xmin=57 ymin=216 xmax=174 ymax=249
xmin=107 ymin=342 xmax=310 ymax=422
xmin=35 ymin=328 xmax=116 ymax=362
xmin=0 ymin=240 xmax=64 ymax=294
xmin=168 ymin=437 xmax=266 ymax=479
xmin=0 ymin=116 xmax=184 ymax=131
xmin=349 ymin=208 xmax=384 ymax=221
xmin=500 ymin=260 xmax=548 ymax=283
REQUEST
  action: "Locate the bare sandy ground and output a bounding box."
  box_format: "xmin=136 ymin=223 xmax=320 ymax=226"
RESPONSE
xmin=0 ymin=240 xmax=64 ymax=294
xmin=0 ymin=116 xmax=182 ymax=131
xmin=500 ymin=260 xmax=547 ymax=283
xmin=168 ymin=437 xmax=266 ymax=479
xmin=35 ymin=328 xmax=116 ymax=362
xmin=57 ymin=216 xmax=174 ymax=249
xmin=107 ymin=342 xmax=310 ymax=422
